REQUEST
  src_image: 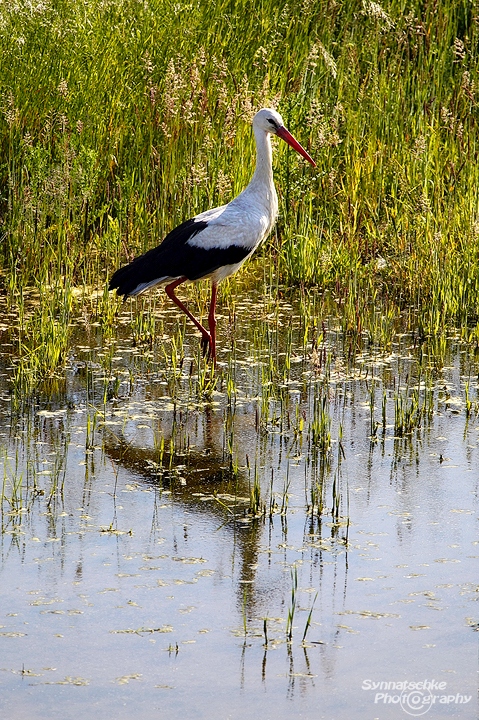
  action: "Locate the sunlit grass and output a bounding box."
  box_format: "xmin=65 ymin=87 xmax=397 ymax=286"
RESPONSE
xmin=1 ymin=0 xmax=479 ymax=390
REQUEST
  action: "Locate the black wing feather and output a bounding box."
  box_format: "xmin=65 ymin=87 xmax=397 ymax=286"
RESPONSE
xmin=109 ymin=218 xmax=252 ymax=298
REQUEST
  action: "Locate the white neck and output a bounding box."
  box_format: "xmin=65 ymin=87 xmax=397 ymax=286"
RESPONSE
xmin=232 ymin=123 xmax=278 ymax=231
xmin=250 ymin=125 xmax=274 ymax=189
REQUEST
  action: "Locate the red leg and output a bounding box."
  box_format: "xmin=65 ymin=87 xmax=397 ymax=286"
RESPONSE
xmin=165 ymin=278 xmax=213 ymax=359
xmin=208 ymin=282 xmax=218 ymax=364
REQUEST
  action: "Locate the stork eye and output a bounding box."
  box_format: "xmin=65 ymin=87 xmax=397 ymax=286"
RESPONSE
xmin=267 ymin=118 xmax=279 ymax=129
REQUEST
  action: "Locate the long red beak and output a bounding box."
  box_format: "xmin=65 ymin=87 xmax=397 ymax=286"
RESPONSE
xmin=276 ymin=125 xmax=316 ymax=167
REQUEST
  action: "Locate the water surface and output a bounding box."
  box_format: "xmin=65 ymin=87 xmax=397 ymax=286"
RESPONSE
xmin=1 ymin=290 xmax=478 ymax=719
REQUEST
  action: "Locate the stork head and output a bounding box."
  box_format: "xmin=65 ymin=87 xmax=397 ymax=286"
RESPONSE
xmin=253 ymin=108 xmax=316 ymax=167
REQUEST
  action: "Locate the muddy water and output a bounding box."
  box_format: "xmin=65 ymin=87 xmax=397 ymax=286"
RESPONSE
xmin=0 ymin=292 xmax=478 ymax=719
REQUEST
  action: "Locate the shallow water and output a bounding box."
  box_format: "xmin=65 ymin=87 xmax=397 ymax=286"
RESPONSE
xmin=0 ymin=290 xmax=478 ymax=719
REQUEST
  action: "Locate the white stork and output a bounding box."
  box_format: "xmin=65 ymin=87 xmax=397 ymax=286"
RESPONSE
xmin=109 ymin=108 xmax=315 ymax=362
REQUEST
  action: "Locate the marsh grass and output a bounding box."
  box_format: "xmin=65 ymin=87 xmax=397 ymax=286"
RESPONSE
xmin=1 ymin=1 xmax=479 ymax=393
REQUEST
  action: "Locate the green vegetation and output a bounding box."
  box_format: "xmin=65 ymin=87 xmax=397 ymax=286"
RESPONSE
xmin=1 ymin=0 xmax=479 ymax=386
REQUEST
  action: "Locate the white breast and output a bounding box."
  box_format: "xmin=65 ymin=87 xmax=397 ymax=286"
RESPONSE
xmin=189 ymin=186 xmax=278 ymax=254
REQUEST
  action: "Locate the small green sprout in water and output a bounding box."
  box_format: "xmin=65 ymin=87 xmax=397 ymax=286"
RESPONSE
xmin=280 ymin=469 xmax=290 ymax=516
xmin=286 ymin=566 xmax=298 ymax=642
xmin=464 ymin=381 xmax=473 ymax=418
xmin=302 ymin=592 xmax=318 ymax=644
xmin=310 ymin=392 xmax=331 ymax=453
xmin=249 ymin=468 xmax=263 ymax=517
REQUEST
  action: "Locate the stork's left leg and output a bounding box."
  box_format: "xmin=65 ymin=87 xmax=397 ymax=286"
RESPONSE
xmin=165 ymin=277 xmax=212 ymax=358
xmin=206 ymin=282 xmax=218 ymax=364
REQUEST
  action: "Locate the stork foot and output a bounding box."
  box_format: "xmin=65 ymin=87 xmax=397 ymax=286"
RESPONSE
xmin=200 ymin=333 xmax=216 ymax=364
xmin=200 ymin=333 xmax=212 ymax=359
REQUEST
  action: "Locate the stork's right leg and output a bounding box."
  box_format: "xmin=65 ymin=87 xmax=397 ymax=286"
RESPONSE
xmin=207 ymin=282 xmax=218 ymax=364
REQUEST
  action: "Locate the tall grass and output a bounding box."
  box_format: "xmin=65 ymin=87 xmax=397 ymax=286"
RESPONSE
xmin=1 ymin=0 xmax=479 ymax=385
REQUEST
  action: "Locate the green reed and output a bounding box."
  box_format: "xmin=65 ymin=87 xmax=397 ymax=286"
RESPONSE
xmin=1 ymin=0 xmax=479 ymax=392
